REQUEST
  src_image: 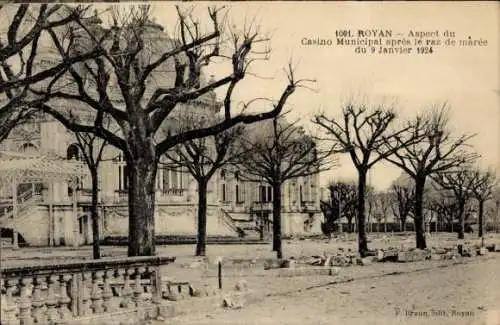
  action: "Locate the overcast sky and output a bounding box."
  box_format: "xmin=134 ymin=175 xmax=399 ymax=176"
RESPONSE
xmin=145 ymin=1 xmax=499 ymax=190
xmin=4 ymin=2 xmax=498 ymax=190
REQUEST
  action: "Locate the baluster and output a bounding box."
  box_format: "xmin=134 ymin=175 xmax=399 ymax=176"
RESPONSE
xmin=149 ymin=266 xmax=162 ymax=305
xmin=57 ymin=274 xmax=72 ymax=323
xmin=119 ymin=268 xmax=134 ymax=309
xmin=31 ymin=276 xmax=46 ymax=324
xmin=133 ymin=267 xmax=145 ymax=308
xmin=101 ymin=270 xmax=114 ymax=313
xmin=46 ymin=275 xmax=60 ymax=323
xmin=0 ymin=278 xmax=5 ymax=324
xmin=80 ymin=272 xmax=92 ymax=316
xmin=19 ymin=277 xmax=33 ymax=325
xmin=90 ymin=271 xmax=104 ymax=314
xmin=2 ymin=278 xmax=19 ymax=325
xmin=133 ymin=267 xmax=146 ymax=320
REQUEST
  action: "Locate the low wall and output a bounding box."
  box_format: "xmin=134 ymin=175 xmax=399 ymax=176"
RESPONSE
xmin=1 ymin=256 xmax=175 ymax=325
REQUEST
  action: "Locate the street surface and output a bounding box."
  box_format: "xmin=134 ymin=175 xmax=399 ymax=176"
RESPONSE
xmin=164 ymin=255 xmax=500 ymax=325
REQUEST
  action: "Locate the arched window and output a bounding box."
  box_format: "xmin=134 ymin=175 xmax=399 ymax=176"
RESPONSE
xmin=20 ymin=143 xmax=37 ymax=155
xmin=67 ymin=143 xmax=81 ymax=161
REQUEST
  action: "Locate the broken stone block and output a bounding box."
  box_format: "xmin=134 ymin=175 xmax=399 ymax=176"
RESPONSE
xmin=163 ymin=289 xmax=181 ymax=301
xmin=477 ymin=247 xmax=488 ymax=256
xmin=264 ymin=259 xmax=281 ymax=270
xmin=329 ymin=267 xmax=341 ymax=276
xmin=397 ymin=251 xmax=408 ymax=263
xmin=356 ymin=257 xmax=372 ymax=266
xmin=383 ymin=249 xmax=399 ymax=262
xmin=376 ymin=249 xmax=385 ymax=262
xmin=281 ymin=259 xmax=296 ymax=269
xmin=234 ymin=280 xmax=248 ymax=292
xmin=430 ymin=254 xmax=442 ymax=261
xmin=189 ymin=285 xmax=203 ymax=297
xmin=222 ymin=294 xmax=245 ymax=309
xmin=485 ymin=244 xmax=496 ymax=252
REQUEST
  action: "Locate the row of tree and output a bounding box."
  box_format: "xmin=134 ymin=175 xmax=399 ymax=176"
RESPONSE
xmin=315 ymin=105 xmax=497 ymax=256
xmin=322 ymin=168 xmax=498 ymax=236
xmin=1 ymin=4 xmax=496 ymax=260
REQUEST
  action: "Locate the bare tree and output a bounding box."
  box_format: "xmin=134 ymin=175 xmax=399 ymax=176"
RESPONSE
xmin=0 ymin=4 xmax=103 ymax=142
xmin=70 ymin=112 xmax=108 ymax=259
xmin=381 ymin=105 xmax=478 ymax=248
xmin=320 ymin=180 xmax=357 ymax=235
xmin=389 ymin=182 xmax=414 ymax=232
xmin=432 ymin=168 xmax=478 ymax=239
xmin=314 ymin=101 xmax=417 ymax=256
xmin=238 ymin=116 xmax=335 ymax=258
xmin=31 ymin=5 xmax=309 ymax=256
xmin=470 ymin=168 xmax=497 ymax=240
xmin=164 ymin=109 xmax=246 ymax=256
xmin=372 ymin=191 xmax=391 ymax=232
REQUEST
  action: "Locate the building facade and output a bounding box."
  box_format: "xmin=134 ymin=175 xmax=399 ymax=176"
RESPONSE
xmin=0 ymin=15 xmax=323 ymax=247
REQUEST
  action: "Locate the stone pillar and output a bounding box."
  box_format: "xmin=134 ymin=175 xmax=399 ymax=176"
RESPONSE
xmin=100 ymin=160 xmax=116 ymax=201
xmin=11 ymin=178 xmax=18 ymax=249
xmin=72 ymin=185 xmax=79 ymax=247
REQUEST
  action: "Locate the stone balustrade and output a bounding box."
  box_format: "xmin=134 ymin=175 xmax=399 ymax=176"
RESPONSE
xmin=0 ymin=256 xmax=175 ymax=325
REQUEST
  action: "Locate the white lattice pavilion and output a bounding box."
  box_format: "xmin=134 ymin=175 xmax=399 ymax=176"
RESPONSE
xmin=0 ymin=151 xmax=88 ymax=248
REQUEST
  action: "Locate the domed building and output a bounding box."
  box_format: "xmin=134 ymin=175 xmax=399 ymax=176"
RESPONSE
xmin=0 ymin=12 xmax=322 ymax=247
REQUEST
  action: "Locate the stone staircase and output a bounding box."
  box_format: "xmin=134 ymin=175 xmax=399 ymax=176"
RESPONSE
xmin=218 ymin=208 xmax=262 ymax=238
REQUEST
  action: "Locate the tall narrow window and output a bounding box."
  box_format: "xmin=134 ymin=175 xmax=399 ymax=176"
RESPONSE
xmin=267 ymin=186 xmax=272 ymax=202
xmin=222 ymin=183 xmax=227 ymax=202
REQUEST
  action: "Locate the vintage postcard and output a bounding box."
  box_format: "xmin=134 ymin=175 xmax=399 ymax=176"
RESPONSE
xmin=0 ymin=1 xmax=499 ymax=325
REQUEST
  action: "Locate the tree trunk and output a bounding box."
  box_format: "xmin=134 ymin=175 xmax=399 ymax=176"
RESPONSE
xmin=90 ymin=167 xmax=100 ymax=259
xmin=127 ymin=156 xmax=157 ymax=256
xmin=357 ymin=170 xmax=368 ymax=257
xmin=478 ymin=199 xmax=484 ymax=238
xmin=347 ymin=217 xmax=353 ymax=233
xmin=196 ymin=180 xmax=208 ymax=256
xmin=414 ymin=177 xmax=427 ymax=249
xmin=457 ymin=202 xmax=465 ymax=240
xmin=272 ymin=183 xmax=283 ymax=259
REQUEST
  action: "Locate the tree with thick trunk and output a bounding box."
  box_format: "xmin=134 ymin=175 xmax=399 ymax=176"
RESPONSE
xmin=314 ymin=101 xmax=418 ymax=257
xmin=31 ymin=5 xmax=307 ymax=256
xmin=164 ymin=110 xmax=245 ymax=256
xmin=0 ymin=4 xmax=103 ymax=142
xmin=381 ymin=104 xmax=478 ymax=249
xmin=239 ymin=116 xmax=335 ymax=259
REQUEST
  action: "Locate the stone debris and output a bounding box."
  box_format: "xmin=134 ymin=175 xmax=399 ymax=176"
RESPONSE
xmin=477 ymin=247 xmax=488 ymax=256
xmin=222 ymin=293 xmax=245 ymax=309
xmin=397 ymin=249 xmax=431 ymax=263
xmin=163 ymin=289 xmax=181 ymax=301
xmin=356 ymin=257 xmax=373 ymax=266
xmin=234 ymin=279 xmax=249 ymax=292
xmin=189 ymin=284 xmax=203 ymax=297
xmin=485 ymin=244 xmax=496 ymax=252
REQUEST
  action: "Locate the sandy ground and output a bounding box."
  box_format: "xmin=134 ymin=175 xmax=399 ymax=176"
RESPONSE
xmin=2 ymin=233 xmax=500 ymax=325
xmin=163 ymin=255 xmax=500 ymax=325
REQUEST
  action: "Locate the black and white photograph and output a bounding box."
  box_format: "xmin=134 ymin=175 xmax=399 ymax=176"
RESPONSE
xmin=0 ymin=1 xmax=499 ymax=325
